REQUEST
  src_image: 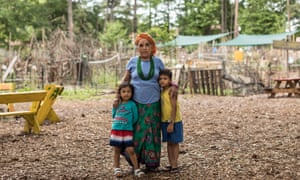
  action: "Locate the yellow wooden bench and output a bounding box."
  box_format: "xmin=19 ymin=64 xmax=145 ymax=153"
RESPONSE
xmin=0 ymin=83 xmax=16 ymax=111
xmin=0 ymin=84 xmax=64 ymax=134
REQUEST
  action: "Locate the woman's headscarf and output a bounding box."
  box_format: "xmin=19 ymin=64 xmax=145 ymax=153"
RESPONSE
xmin=134 ymin=33 xmax=156 ymax=55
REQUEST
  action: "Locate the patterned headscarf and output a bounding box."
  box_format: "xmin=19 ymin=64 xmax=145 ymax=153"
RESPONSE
xmin=134 ymin=33 xmax=156 ymax=55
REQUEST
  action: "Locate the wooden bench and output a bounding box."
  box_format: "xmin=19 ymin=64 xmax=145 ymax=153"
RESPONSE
xmin=0 ymin=84 xmax=64 ymax=134
xmin=265 ymin=77 xmax=300 ymax=98
xmin=0 ymin=83 xmax=16 ymax=111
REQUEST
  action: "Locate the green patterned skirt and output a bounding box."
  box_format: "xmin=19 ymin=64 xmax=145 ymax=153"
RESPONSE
xmin=134 ymin=101 xmax=161 ymax=168
xmin=122 ymin=101 xmax=161 ymax=168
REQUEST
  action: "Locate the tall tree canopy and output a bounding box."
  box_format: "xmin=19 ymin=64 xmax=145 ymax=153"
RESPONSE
xmin=0 ymin=0 xmax=299 ymax=48
xmin=239 ymin=0 xmax=286 ymax=34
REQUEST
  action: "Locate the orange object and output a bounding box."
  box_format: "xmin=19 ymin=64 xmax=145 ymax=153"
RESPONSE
xmin=234 ymin=50 xmax=244 ymax=62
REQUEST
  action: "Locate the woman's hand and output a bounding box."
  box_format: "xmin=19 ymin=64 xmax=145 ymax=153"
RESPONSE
xmin=113 ymin=94 xmax=120 ymax=108
xmin=167 ymin=122 xmax=174 ymax=133
xmin=169 ymin=83 xmax=178 ymax=99
xmin=122 ymin=70 xmax=131 ymax=83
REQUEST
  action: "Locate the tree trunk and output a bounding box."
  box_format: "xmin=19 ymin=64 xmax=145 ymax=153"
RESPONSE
xmin=221 ymin=0 xmax=227 ymax=33
xmin=234 ymin=0 xmax=239 ymax=37
xmin=133 ymin=0 xmax=137 ymax=33
xmin=67 ymin=0 xmax=74 ymax=41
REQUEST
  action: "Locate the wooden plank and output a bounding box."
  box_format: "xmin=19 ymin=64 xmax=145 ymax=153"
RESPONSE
xmin=187 ymin=70 xmax=192 ymax=94
xmin=218 ymin=69 xmax=224 ymax=96
xmin=36 ymin=84 xmax=64 ymax=124
xmin=270 ymin=88 xmax=299 ymax=93
xmin=273 ymin=77 xmax=300 ymax=81
xmin=213 ymin=70 xmax=217 ymax=95
xmin=210 ymin=70 xmax=216 ymax=95
xmin=192 ymin=71 xmax=197 ymax=94
xmin=0 ymin=91 xmax=47 ymax=104
xmin=205 ymin=70 xmax=210 ymax=95
xmin=214 ymin=70 xmax=218 ymax=95
xmin=0 ymin=83 xmax=16 ymax=111
xmin=200 ymin=70 xmax=205 ymax=94
xmin=196 ymin=70 xmax=201 ymax=94
xmin=0 ymin=111 xmax=34 ymax=117
xmin=273 ymin=40 xmax=300 ymax=50
xmin=0 ymin=83 xmax=15 ymax=90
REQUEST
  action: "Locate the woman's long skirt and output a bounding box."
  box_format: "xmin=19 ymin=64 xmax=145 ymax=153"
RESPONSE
xmin=122 ymin=101 xmax=161 ymax=168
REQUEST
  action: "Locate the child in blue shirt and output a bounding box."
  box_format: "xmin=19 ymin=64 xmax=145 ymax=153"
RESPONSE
xmin=109 ymin=82 xmax=144 ymax=178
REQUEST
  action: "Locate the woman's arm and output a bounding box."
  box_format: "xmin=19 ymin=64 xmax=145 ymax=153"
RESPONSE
xmin=121 ymin=70 xmax=131 ymax=83
xmin=169 ymin=83 xmax=178 ymax=99
xmin=167 ymin=90 xmax=178 ymax=133
xmin=113 ymin=70 xmax=131 ymax=106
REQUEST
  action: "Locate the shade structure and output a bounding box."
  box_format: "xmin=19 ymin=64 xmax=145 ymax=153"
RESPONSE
xmin=158 ymin=33 xmax=229 ymax=47
xmin=217 ymin=31 xmax=298 ymax=46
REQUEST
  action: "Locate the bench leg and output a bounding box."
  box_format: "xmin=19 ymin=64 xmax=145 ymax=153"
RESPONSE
xmin=269 ymin=93 xmax=276 ymax=98
xmin=36 ymin=108 xmax=60 ymax=125
xmin=46 ymin=108 xmax=60 ymax=123
xmin=23 ymin=114 xmax=41 ymax=134
xmin=8 ymin=103 xmax=15 ymax=112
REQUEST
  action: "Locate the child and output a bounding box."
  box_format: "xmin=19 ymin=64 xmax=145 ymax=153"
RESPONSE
xmin=158 ymin=69 xmax=184 ymax=173
xmin=109 ymin=82 xmax=144 ymax=178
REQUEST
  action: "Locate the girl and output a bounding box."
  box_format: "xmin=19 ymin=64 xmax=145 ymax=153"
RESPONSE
xmin=109 ymin=83 xmax=144 ymax=177
xmin=159 ymin=69 xmax=184 ymax=173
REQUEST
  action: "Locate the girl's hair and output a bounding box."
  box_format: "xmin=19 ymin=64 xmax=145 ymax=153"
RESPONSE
xmin=117 ymin=82 xmax=134 ymax=100
xmin=159 ymin=69 xmax=172 ymax=80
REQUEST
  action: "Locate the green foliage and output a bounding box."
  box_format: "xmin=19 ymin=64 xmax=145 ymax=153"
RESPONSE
xmin=91 ymin=68 xmax=118 ymax=88
xmin=147 ymin=26 xmax=176 ymax=44
xmin=61 ymin=87 xmax=98 ymax=100
xmin=0 ymin=0 xmax=68 ymax=47
xmin=177 ymin=0 xmax=222 ymax=35
xmin=98 ymin=21 xmax=129 ymax=51
xmin=146 ymin=26 xmax=177 ymax=58
xmin=0 ymin=0 xmax=299 ymax=50
xmin=239 ymin=0 xmax=286 ymax=34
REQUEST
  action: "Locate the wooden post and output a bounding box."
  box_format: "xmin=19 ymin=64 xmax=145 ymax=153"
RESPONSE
xmin=205 ymin=70 xmax=210 ymax=95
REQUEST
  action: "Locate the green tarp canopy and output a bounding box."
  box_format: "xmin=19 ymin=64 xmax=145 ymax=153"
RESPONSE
xmin=217 ymin=31 xmax=298 ymax=46
xmin=158 ymin=32 xmax=229 ymax=47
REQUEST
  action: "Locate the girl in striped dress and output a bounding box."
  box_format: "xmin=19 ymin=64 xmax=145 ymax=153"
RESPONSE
xmin=109 ymin=82 xmax=144 ymax=178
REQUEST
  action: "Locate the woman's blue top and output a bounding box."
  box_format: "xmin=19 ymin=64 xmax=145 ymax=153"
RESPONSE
xmin=126 ymin=56 xmax=165 ymax=104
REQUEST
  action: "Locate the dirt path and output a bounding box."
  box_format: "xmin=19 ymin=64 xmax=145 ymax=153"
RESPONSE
xmin=0 ymin=94 xmax=299 ymax=179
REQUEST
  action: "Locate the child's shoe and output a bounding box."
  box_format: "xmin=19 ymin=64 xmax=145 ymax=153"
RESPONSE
xmin=134 ymin=169 xmax=144 ymax=177
xmin=113 ymin=168 xmax=123 ymax=177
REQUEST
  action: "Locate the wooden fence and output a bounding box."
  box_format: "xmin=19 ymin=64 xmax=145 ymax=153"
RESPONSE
xmin=172 ymin=68 xmax=224 ymax=96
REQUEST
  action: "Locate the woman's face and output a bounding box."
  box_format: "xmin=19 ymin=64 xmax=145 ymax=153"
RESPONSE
xmin=137 ymin=39 xmax=152 ymax=59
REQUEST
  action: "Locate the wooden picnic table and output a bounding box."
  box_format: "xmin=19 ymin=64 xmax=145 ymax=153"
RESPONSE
xmin=265 ymin=77 xmax=300 ymax=98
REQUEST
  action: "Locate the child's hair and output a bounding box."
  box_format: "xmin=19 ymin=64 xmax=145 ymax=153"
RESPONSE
xmin=159 ymin=69 xmax=172 ymax=80
xmin=117 ymin=82 xmax=134 ymax=100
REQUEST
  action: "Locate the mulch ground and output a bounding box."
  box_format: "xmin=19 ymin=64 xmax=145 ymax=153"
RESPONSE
xmin=0 ymin=94 xmax=299 ymax=179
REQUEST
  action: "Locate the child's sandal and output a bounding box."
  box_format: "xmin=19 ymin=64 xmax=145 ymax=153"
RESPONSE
xmin=162 ymin=166 xmax=172 ymax=171
xmin=134 ymin=169 xmax=144 ymax=177
xmin=170 ymin=167 xmax=180 ymax=173
xmin=114 ymin=168 xmax=123 ymax=177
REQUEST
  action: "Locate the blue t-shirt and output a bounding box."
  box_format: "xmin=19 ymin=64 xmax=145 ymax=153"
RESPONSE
xmin=126 ymin=56 xmax=165 ymax=104
xmin=112 ymin=100 xmax=138 ymax=131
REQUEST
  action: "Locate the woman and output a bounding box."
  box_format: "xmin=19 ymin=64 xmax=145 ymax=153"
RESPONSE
xmin=119 ymin=33 xmax=164 ymax=171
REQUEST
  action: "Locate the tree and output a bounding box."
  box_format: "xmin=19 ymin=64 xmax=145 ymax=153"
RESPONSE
xmin=289 ymin=0 xmax=300 ymax=31
xmin=67 ymin=0 xmax=74 ymax=41
xmin=239 ymin=0 xmax=286 ymax=34
xmin=98 ymin=21 xmax=128 ymax=52
xmin=234 ymin=0 xmax=239 ymax=37
xmin=176 ymin=0 xmax=222 ymax=35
